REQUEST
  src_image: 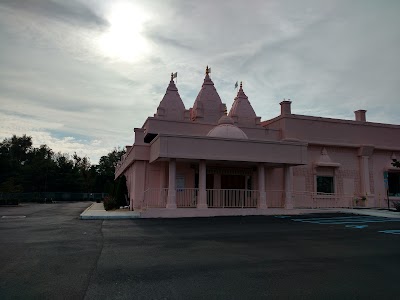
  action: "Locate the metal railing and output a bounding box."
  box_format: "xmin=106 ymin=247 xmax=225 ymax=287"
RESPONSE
xmin=0 ymin=192 xmax=108 ymax=202
xmin=206 ymin=189 xmax=258 ymax=208
xmin=177 ymin=188 xmax=198 ymax=207
xmin=142 ymin=188 xmax=358 ymax=209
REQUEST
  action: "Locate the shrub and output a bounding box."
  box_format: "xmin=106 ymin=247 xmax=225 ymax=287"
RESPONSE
xmin=113 ymin=175 xmax=129 ymax=207
xmin=392 ymin=201 xmax=400 ymax=212
xmin=103 ymin=196 xmax=117 ymax=211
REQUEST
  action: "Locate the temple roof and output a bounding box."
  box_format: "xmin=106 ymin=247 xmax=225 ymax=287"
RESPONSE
xmin=155 ymin=73 xmax=186 ymax=120
xmin=228 ymin=82 xmax=258 ymax=127
xmin=207 ymin=115 xmax=248 ymax=140
xmin=191 ymin=66 xmax=225 ymax=123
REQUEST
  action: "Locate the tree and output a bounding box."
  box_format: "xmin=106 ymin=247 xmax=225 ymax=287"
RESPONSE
xmin=0 ymin=135 xmax=33 ymax=192
xmin=97 ymin=148 xmax=125 ymax=177
xmin=95 ymin=148 xmax=126 ymax=193
xmin=0 ymin=134 xmax=127 ymax=195
xmin=23 ymin=144 xmax=56 ymax=192
xmin=73 ymin=153 xmax=93 ymax=193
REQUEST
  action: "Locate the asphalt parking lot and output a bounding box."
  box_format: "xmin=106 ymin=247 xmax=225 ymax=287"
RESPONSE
xmin=1 ymin=203 xmax=400 ymax=299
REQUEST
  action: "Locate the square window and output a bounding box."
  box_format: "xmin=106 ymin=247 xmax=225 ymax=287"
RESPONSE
xmin=317 ymin=176 xmax=334 ymax=194
xmin=388 ymin=172 xmax=400 ymax=197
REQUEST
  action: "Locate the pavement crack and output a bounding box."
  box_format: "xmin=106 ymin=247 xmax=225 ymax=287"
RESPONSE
xmin=82 ymin=220 xmax=104 ymax=300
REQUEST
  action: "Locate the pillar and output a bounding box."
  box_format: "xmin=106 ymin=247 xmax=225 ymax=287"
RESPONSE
xmin=358 ymin=146 xmax=374 ymax=207
xmin=284 ymin=166 xmax=293 ymax=209
xmin=258 ymin=164 xmax=267 ymax=209
xmin=197 ymin=160 xmax=208 ymax=209
xmin=132 ymin=161 xmax=145 ymax=210
xmin=360 ymin=156 xmax=371 ymax=196
xmin=166 ymin=159 xmax=177 ymax=209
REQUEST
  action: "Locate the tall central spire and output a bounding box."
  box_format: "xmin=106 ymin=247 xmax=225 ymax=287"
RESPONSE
xmin=202 ymin=65 xmax=213 ymax=85
xmin=190 ymin=66 xmax=226 ymax=123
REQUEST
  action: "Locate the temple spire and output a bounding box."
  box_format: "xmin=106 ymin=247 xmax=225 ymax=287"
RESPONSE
xmin=205 ymin=65 xmax=210 ymax=75
xmin=191 ymin=66 xmax=225 ymax=123
xmin=155 ymin=73 xmax=185 ymax=120
xmin=228 ymin=80 xmax=259 ymax=127
xmin=202 ymin=65 xmax=213 ymax=85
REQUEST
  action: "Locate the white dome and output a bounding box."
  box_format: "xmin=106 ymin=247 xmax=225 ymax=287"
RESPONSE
xmin=207 ymin=115 xmax=248 ymax=139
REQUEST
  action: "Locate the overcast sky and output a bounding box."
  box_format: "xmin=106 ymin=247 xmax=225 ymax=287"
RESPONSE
xmin=0 ymin=0 xmax=399 ymax=163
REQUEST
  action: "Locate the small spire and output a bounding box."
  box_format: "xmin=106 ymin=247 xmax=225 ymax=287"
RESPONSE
xmin=240 ymin=81 xmax=243 ymax=89
xmin=170 ymin=72 xmax=174 ymax=81
xmin=205 ymin=65 xmax=210 ymax=75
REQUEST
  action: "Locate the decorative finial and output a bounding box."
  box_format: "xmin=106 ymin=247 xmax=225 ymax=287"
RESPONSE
xmin=206 ymin=65 xmax=210 ymax=75
xmin=223 ymin=105 xmax=228 ymax=116
xmin=240 ymin=81 xmax=243 ymax=89
xmin=171 ymin=73 xmax=174 ymax=81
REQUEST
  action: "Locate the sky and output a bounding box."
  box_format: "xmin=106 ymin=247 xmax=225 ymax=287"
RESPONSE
xmin=0 ymin=0 xmax=399 ymax=164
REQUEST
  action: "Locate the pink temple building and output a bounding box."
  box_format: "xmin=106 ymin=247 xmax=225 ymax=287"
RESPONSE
xmin=115 ymin=66 xmax=400 ymax=217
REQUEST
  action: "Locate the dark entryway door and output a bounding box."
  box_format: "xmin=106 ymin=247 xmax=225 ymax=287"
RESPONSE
xmin=206 ymin=174 xmax=214 ymax=189
xmin=221 ymin=175 xmax=245 ymax=189
xmin=194 ymin=174 xmax=214 ymax=188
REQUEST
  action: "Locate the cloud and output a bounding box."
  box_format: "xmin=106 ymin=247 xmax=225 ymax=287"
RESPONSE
xmin=0 ymin=110 xmax=128 ymax=163
xmin=0 ymin=0 xmax=108 ymax=28
xmin=0 ymin=0 xmax=399 ymax=164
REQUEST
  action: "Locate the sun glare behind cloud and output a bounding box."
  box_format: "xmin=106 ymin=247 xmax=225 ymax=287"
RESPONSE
xmin=97 ymin=2 xmax=150 ymax=62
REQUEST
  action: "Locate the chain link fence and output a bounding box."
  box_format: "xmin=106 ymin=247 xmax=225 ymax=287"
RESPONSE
xmin=0 ymin=192 xmax=108 ymax=204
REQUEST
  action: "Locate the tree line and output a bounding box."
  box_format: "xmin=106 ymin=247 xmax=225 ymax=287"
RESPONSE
xmin=0 ymin=134 xmax=125 ymax=194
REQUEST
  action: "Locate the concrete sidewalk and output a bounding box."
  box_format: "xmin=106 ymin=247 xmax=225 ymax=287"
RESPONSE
xmin=80 ymin=202 xmax=400 ymax=219
xmin=80 ymin=202 xmax=140 ymax=219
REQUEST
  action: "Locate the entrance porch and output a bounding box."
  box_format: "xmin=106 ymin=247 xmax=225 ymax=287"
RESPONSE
xmin=142 ymin=188 xmax=355 ymax=210
xmin=141 ymin=158 xmax=295 ymax=210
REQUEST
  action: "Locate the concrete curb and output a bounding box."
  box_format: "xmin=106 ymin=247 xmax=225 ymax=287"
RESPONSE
xmin=80 ymin=214 xmax=141 ymax=220
xmin=139 ymin=208 xmax=343 ymax=218
xmin=80 ymin=202 xmax=399 ymax=220
xmin=339 ymin=208 xmax=400 ymax=219
xmin=80 ymin=202 xmax=95 ymax=215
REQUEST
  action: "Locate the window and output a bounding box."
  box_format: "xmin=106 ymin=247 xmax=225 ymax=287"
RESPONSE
xmin=388 ymin=172 xmax=400 ymax=197
xmin=317 ymin=176 xmax=334 ymax=194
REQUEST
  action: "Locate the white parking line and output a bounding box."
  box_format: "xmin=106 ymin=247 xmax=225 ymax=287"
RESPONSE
xmin=345 ymin=225 xmax=368 ymax=229
xmin=1 ymin=215 xmax=26 ymax=219
xmin=379 ymin=230 xmax=400 ymax=235
xmin=292 ymin=216 xmax=400 ymax=225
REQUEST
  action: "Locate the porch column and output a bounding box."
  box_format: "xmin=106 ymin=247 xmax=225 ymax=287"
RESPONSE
xmin=197 ymin=160 xmax=208 ymax=209
xmin=166 ymin=158 xmax=177 ymax=209
xmin=258 ymin=164 xmax=267 ymax=209
xmin=284 ymin=166 xmax=293 ymax=209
